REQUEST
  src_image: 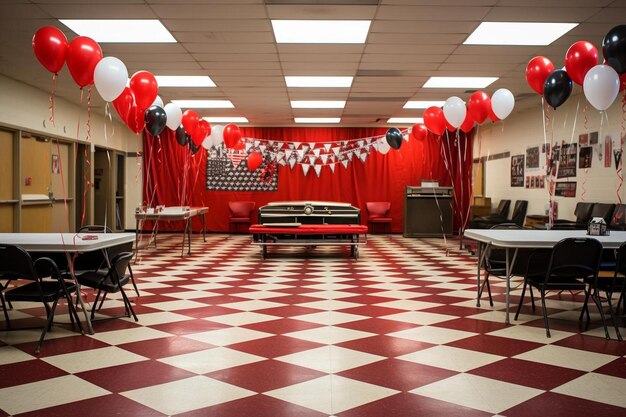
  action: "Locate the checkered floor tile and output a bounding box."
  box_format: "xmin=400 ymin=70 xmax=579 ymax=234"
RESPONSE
xmin=1 ymin=234 xmax=626 ymax=417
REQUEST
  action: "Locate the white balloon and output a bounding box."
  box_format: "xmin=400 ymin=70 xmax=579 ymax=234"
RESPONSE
xmin=164 ymin=103 xmax=182 ymax=130
xmin=151 ymin=95 xmax=164 ymax=108
xmin=378 ymin=139 xmax=391 ymax=155
xmin=209 ymin=124 xmax=224 ymax=147
xmin=583 ymin=64 xmax=620 ymax=111
xmin=491 ymin=88 xmax=515 ymax=120
xmin=443 ymin=96 xmax=466 ymax=128
xmin=93 ymin=57 xmax=128 ymax=102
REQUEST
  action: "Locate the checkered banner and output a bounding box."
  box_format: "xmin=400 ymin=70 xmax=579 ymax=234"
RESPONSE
xmin=206 ymin=146 xmax=278 ymax=191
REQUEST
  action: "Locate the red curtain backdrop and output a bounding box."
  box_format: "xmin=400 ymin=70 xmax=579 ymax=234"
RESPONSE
xmin=142 ymin=127 xmax=473 ymax=233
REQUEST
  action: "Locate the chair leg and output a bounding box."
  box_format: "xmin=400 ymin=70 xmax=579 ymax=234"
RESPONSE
xmin=515 ymin=279 xmax=528 ymax=320
xmin=128 ymin=264 xmax=140 ymax=297
xmin=97 ymin=293 xmax=107 ymax=311
xmin=36 ymin=297 xmax=60 ymax=354
xmin=65 ymin=291 xmax=83 ymax=334
xmin=591 ymin=288 xmax=611 ymax=340
xmin=579 ymin=287 xmax=591 ymax=323
xmin=0 ymin=292 xmax=9 ymax=324
xmin=91 ymin=290 xmax=102 ymax=320
xmin=540 ymin=289 xmax=551 ymax=338
xmin=529 ymin=286 xmax=536 ymax=311
xmin=118 ymin=286 xmax=138 ymax=321
xmin=478 ymin=271 xmax=493 ymax=307
xmin=605 ymin=289 xmax=623 ymax=341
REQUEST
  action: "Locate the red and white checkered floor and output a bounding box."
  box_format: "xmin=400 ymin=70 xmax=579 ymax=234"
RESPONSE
xmin=1 ymin=234 xmax=626 ymax=417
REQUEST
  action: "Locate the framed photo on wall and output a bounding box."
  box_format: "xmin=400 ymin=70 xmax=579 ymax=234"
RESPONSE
xmin=511 ymin=154 xmax=524 ymax=187
xmin=579 ymin=147 xmax=592 ymax=168
xmin=555 ymin=181 xmax=577 ymax=198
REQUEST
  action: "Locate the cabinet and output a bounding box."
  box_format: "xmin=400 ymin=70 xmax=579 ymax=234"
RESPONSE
xmin=404 ymin=186 xmax=454 ymax=237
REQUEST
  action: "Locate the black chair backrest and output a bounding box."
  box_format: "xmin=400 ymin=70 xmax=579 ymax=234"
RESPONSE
xmin=0 ymin=245 xmax=37 ymax=281
xmin=510 ymin=200 xmax=528 ymax=226
xmin=106 ymin=241 xmax=133 ymax=261
xmin=544 ymin=238 xmax=602 ymax=283
xmin=610 ymin=204 xmax=626 ymax=228
xmin=79 ymin=225 xmax=113 ymax=233
xmin=590 ymin=203 xmax=616 ymax=224
xmin=111 ymin=252 xmax=134 ymax=284
xmin=496 ymin=200 xmax=511 ymax=217
xmin=574 ymin=202 xmax=595 ymax=223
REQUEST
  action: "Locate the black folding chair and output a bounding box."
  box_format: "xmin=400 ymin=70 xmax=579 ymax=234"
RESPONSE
xmin=0 ymin=245 xmax=83 ymax=353
xmin=76 ymin=252 xmax=138 ymax=322
xmin=515 ymin=238 xmax=604 ymax=338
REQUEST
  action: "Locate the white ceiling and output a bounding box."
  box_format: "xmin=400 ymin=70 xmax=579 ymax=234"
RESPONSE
xmin=0 ymin=0 xmax=624 ymax=126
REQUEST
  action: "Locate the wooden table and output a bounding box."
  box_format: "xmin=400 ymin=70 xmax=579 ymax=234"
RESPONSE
xmin=135 ymin=207 xmax=208 ymax=257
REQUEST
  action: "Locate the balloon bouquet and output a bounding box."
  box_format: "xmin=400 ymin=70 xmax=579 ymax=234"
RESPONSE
xmin=524 ymin=25 xmax=626 ymax=228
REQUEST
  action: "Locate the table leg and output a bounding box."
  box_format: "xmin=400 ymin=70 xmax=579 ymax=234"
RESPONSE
xmin=181 ymin=218 xmax=187 ymax=257
xmin=476 ymin=242 xmax=488 ymax=307
xmin=135 ymin=219 xmax=140 ymax=256
xmin=187 ymin=218 xmax=192 ymax=255
xmin=201 ymin=212 xmax=207 ymax=242
xmin=154 ymin=220 xmax=159 ymax=249
xmin=65 ymin=252 xmax=94 ymax=335
xmin=504 ymin=248 xmax=519 ymax=325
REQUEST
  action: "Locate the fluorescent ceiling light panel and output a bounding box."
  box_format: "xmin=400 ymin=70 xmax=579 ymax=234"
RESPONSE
xmin=294 ymin=118 xmax=341 ymax=123
xmin=291 ymin=100 xmax=346 ymax=109
xmin=464 ymin=22 xmax=578 ymax=46
xmin=285 ymin=76 xmax=353 ymax=88
xmin=59 ymin=19 xmax=176 ymax=43
xmin=171 ymin=100 xmax=234 ymax=109
xmin=403 ymin=101 xmax=445 ymax=109
xmin=272 ymin=20 xmax=371 ymax=44
xmin=423 ymin=77 xmax=498 ymax=89
xmin=155 ymin=76 xmax=215 ymax=87
xmin=388 ymin=118 xmax=424 ymax=124
xmin=203 ymin=117 xmax=248 ymax=123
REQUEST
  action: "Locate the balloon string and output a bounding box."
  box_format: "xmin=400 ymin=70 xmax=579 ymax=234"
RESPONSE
xmin=583 ymin=101 xmax=588 ymax=131
xmin=76 ymin=88 xmax=83 ymax=141
xmin=49 ymin=74 xmax=57 ymax=127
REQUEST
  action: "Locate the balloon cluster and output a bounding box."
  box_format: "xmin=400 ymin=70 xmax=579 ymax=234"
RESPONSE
xmin=32 ymin=26 xmax=248 ymax=149
xmin=418 ymin=89 xmax=514 ymax=138
xmin=525 ymin=25 xmax=626 ymax=111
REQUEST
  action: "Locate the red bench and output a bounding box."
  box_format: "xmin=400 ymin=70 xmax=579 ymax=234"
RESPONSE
xmin=249 ymin=223 xmax=368 ymax=259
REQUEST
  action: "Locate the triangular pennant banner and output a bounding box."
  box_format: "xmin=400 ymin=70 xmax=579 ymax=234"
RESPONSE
xmin=288 ymin=156 xmax=297 ymax=169
xmin=320 ymin=154 xmax=329 ymax=165
xmin=332 ymin=147 xmax=341 ymax=156
xmin=245 ymin=142 xmax=252 ymax=152
xmin=347 ymin=151 xmax=354 ymax=161
xmin=366 ymin=137 xmax=372 ymax=145
xmin=329 ymin=162 xmax=336 ymax=173
xmin=268 ymin=140 xmax=275 ymax=147
xmin=276 ymin=142 xmax=284 ymax=150
xmin=285 ymin=149 xmax=293 ymax=160
xmin=324 ymin=143 xmax=332 ymax=152
xmin=278 ymin=158 xmax=287 ymax=166
xmin=360 ymin=152 xmax=368 ymax=163
xmin=297 ymin=149 xmax=306 ymax=161
xmin=308 ymin=155 xmax=317 ymax=165
xmin=341 ymin=159 xmax=349 ymax=169
xmin=259 ymin=144 xmax=267 ymax=153
xmin=293 ymin=142 xmax=301 ymax=149
xmin=314 ymin=165 xmax=322 ymax=177
xmin=313 ymin=148 xmax=321 ymax=157
xmin=354 ymin=148 xmax=361 ymax=159
xmin=301 ymin=163 xmax=310 ymax=176
xmin=357 ymin=140 xmax=364 ymax=148
xmin=309 ymin=143 xmax=316 ymax=150
xmin=254 ymin=140 xmax=260 ymax=147
xmin=403 ymin=134 xmax=410 ymax=142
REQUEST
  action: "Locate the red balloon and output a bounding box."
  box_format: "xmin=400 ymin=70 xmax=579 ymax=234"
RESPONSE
xmin=66 ymin=36 xmax=102 ymax=87
xmin=181 ymin=110 xmax=200 ymax=137
xmin=423 ymin=107 xmax=446 ymax=136
xmin=32 ymin=26 xmax=68 ymax=74
xmin=565 ymin=41 xmax=599 ymax=86
xmin=247 ymin=151 xmax=263 ymax=171
xmin=126 ymin=104 xmax=145 ymax=134
xmin=113 ymin=87 xmax=135 ymax=123
xmin=467 ymin=91 xmax=491 ymax=124
xmin=488 ymin=106 xmax=500 ymax=123
xmin=460 ymin=111 xmax=476 ymax=133
xmin=129 ymin=71 xmax=158 ymax=111
xmin=526 ymin=56 xmax=555 ymax=94
xmin=223 ymin=124 xmax=242 ymax=149
xmin=191 ymin=119 xmax=210 ymax=146
xmin=410 ymin=123 xmax=428 ymax=141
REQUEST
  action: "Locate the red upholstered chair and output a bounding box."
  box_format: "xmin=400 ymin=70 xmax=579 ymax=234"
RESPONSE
xmin=366 ymin=202 xmax=392 ymax=234
xmin=228 ymin=201 xmax=256 ymax=233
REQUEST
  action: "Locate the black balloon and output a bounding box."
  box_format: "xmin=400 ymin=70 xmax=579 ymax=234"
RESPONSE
xmin=603 ymin=25 xmax=626 ymax=74
xmin=385 ymin=127 xmax=403 ymax=150
xmin=144 ymin=105 xmax=167 ymax=136
xmin=189 ymin=140 xmax=200 ymax=155
xmin=175 ymin=125 xmax=190 ymax=146
xmin=543 ymin=69 xmax=573 ymax=110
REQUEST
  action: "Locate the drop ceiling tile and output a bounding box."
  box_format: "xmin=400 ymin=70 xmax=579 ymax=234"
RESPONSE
xmin=151 ymin=4 xmax=267 ymax=19
xmin=278 ymin=54 xmax=362 ymax=63
xmin=163 ymin=19 xmax=271 ymax=32
xmin=266 ymin=4 xmax=377 ymax=19
xmin=277 ymin=44 xmax=365 ymax=54
xmin=40 ymin=4 xmax=156 ymax=19
xmin=376 ymin=5 xmax=490 ymax=20
xmin=0 ymin=4 xmax=51 ymax=19
xmin=364 ymin=44 xmax=456 ymax=54
xmin=483 ymin=6 xmax=601 ymax=22
xmin=370 ymin=20 xmax=479 ymax=34
xmin=368 ymin=33 xmax=467 ymax=45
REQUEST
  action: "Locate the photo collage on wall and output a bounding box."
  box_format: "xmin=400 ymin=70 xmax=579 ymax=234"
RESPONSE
xmin=511 ymin=154 xmax=525 ymax=187
xmin=557 ymin=142 xmax=577 ymax=178
xmin=523 ymin=145 xmax=546 ymax=189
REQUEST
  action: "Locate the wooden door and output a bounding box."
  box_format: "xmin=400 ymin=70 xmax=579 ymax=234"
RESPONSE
xmin=20 ymin=136 xmax=52 ymax=232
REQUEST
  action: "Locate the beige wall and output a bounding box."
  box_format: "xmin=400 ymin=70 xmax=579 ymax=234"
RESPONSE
xmin=477 ymin=91 xmax=625 ymax=221
xmin=0 ymin=74 xmax=143 ymax=230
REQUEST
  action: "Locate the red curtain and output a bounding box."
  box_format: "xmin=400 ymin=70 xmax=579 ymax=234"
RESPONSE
xmin=142 ymin=127 xmax=473 ymax=233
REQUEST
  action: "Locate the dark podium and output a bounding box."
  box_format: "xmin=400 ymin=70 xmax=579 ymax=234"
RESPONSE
xmin=403 ymin=186 xmax=454 ymax=237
